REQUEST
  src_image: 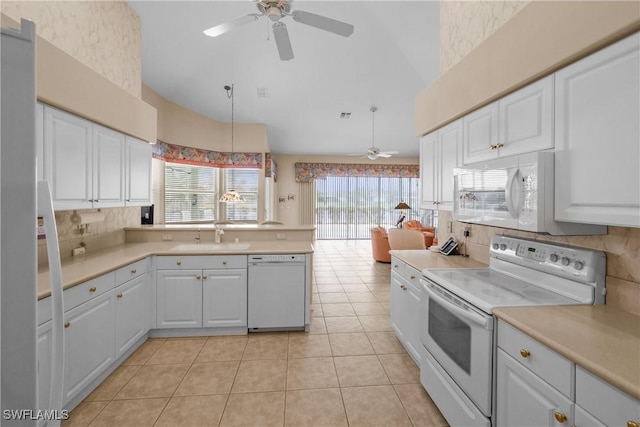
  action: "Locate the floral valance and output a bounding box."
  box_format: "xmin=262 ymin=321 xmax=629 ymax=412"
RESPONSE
xmin=265 ymin=152 xmax=277 ymax=181
xmin=152 ymin=140 xmax=262 ymax=169
xmin=295 ymin=162 xmax=419 ymax=183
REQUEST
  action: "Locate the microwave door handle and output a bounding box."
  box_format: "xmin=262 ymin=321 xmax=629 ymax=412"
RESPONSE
xmin=504 ymin=168 xmax=522 ymax=219
xmin=421 ymin=281 xmax=490 ymax=329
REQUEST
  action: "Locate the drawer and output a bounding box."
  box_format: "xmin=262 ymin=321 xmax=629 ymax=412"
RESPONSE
xmin=64 ymin=272 xmax=115 ymax=312
xmin=391 ymin=258 xmax=422 ymax=288
xmin=497 ymin=320 xmax=574 ymax=398
xmin=575 ymin=366 xmax=640 ymax=426
xmin=157 ymin=255 xmax=247 ymax=270
xmin=391 ymin=258 xmax=408 ymax=277
xmin=115 ymin=258 xmax=148 ymax=285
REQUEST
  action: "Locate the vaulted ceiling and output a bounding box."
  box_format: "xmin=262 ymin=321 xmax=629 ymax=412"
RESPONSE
xmin=128 ymin=1 xmax=440 ymax=157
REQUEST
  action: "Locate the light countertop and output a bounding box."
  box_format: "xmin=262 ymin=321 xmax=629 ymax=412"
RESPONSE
xmin=38 ymin=241 xmax=314 ymax=300
xmin=390 ymin=249 xmax=487 ymax=271
xmin=494 ymin=305 xmax=640 ymax=400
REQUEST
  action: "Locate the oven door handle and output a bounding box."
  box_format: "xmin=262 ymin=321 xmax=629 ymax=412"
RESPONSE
xmin=422 ymin=281 xmax=490 ymax=329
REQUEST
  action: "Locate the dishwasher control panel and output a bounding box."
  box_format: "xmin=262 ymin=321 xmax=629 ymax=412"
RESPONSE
xmin=249 ymin=254 xmax=306 ymax=263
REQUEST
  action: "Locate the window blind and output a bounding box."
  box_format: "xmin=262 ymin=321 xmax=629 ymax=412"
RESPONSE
xmin=224 ymin=169 xmax=258 ymax=221
xmin=164 ymin=164 xmax=217 ymax=223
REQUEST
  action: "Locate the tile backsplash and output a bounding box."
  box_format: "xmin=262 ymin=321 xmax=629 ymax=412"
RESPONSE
xmin=38 ymin=206 xmax=140 ymax=265
xmin=437 ymin=211 xmax=640 ymax=316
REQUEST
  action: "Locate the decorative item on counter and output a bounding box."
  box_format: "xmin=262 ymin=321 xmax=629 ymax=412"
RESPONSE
xmin=394 ymin=201 xmax=410 ymax=228
xmin=70 ymin=209 xmax=105 ymax=248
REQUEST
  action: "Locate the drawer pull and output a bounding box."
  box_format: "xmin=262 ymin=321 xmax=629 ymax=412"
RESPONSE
xmin=497 ymin=142 xmax=504 ymax=148
xmin=64 ymin=321 xmax=70 ymax=328
xmin=554 ymin=412 xmax=567 ymax=423
xmin=117 ymin=293 xmax=123 ymax=298
xmin=89 ymin=287 xmax=97 ymax=293
xmin=410 ymin=275 xmax=416 ymax=279
xmin=131 ymin=269 xmax=137 ymax=274
xmin=628 ymin=422 xmax=640 ymax=427
xmin=519 ymin=349 xmax=530 ymax=358
xmin=222 ymin=261 xmax=227 ymax=265
xmin=394 ymin=264 xmax=398 ymax=268
xmin=196 ymin=275 xmax=201 ymax=280
xmin=176 ymin=261 xmax=182 ymax=266
xmin=203 ymin=275 xmax=208 ymax=279
xmin=400 ymin=285 xmax=407 ymax=291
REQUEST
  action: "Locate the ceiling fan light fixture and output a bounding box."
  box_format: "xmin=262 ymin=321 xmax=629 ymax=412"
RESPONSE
xmin=367 ymin=153 xmax=378 ymax=160
xmin=267 ymin=6 xmax=282 ymax=21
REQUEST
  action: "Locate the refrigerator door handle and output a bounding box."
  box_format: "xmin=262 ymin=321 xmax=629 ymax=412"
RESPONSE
xmin=38 ymin=181 xmax=65 ymax=425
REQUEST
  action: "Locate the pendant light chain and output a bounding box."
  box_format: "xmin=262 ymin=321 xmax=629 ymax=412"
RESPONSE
xmin=220 ymin=83 xmax=244 ymax=203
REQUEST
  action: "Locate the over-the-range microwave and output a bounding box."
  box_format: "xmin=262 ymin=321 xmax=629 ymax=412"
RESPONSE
xmin=453 ymin=151 xmax=606 ymax=235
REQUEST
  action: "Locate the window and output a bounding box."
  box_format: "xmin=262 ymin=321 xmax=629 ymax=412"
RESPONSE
xmin=223 ymin=169 xmax=259 ymax=221
xmin=315 ymin=175 xmax=421 ymax=239
xmin=164 ymin=163 xmax=258 ymax=223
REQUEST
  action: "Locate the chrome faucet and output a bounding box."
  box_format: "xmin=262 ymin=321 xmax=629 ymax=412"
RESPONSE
xmin=214 ymin=226 xmax=225 ymax=243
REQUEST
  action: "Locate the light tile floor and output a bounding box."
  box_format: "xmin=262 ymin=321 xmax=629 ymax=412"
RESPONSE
xmin=63 ymin=240 xmax=448 ymax=427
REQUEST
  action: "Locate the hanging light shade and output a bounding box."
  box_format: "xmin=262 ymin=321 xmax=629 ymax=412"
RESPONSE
xmin=220 ymin=83 xmax=245 ymax=203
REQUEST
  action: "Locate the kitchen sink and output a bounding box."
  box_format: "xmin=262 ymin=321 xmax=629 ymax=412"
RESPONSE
xmin=172 ymin=243 xmax=251 ymax=251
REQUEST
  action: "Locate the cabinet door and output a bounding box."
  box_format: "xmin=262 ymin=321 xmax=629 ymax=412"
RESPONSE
xmin=202 ymin=269 xmax=247 ymax=328
xmin=419 ymin=133 xmax=438 ymax=209
xmin=390 ymin=271 xmax=407 ymax=344
xmin=438 ymin=120 xmax=462 ymax=211
xmin=403 ymin=278 xmax=422 ymax=365
xmin=37 ymin=321 xmax=52 ymax=427
xmin=156 ymin=270 xmax=203 ymax=328
xmin=574 ymin=405 xmax=606 ymax=427
xmin=496 ymin=349 xmax=573 ymax=427
xmin=115 ymin=274 xmax=149 ymax=358
xmin=463 ymin=102 xmax=499 ymax=164
xmin=44 ymin=106 xmax=93 ymax=210
xmin=63 ymin=291 xmax=116 ymax=405
xmin=93 ymin=124 xmax=125 ymax=208
xmin=555 ymin=33 xmax=640 ymax=227
xmin=498 ymin=75 xmax=554 ymax=158
xmin=36 ymin=103 xmax=44 ymax=182
xmin=126 ymin=136 xmax=152 ymax=206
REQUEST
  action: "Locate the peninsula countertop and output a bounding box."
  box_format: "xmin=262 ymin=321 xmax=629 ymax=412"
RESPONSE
xmin=38 ymin=241 xmax=314 ymax=300
xmin=495 ymin=305 xmax=640 ymax=401
xmin=390 ymin=249 xmax=487 ymax=271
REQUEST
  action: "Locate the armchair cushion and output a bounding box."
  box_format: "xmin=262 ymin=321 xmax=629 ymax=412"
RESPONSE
xmin=404 ymin=220 xmax=436 ymax=247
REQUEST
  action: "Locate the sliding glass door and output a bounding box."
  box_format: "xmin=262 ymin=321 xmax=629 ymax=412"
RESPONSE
xmin=316 ymin=176 xmax=421 ymax=239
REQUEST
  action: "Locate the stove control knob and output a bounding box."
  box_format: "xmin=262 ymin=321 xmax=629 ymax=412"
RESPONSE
xmin=561 ymin=257 xmax=571 ymax=266
xmin=499 ymin=244 xmax=507 ymax=251
xmin=550 ymin=254 xmax=559 ymax=263
xmin=574 ymin=261 xmax=584 ymax=271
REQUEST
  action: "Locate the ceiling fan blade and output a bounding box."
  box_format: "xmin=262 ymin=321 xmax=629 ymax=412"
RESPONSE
xmin=291 ymin=10 xmax=354 ymax=37
xmin=378 ymin=153 xmax=393 ymax=158
xmin=203 ymin=14 xmax=261 ymax=37
xmin=381 ymin=151 xmax=399 ymax=155
xmin=272 ymin=22 xmax=294 ymax=61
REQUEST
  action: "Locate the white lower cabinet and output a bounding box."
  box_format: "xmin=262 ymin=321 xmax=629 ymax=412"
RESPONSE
xmin=495 ymin=349 xmax=574 ymax=427
xmin=156 ymin=256 xmax=248 ymax=330
xmin=37 ymin=321 xmax=53 ymax=427
xmin=63 ymin=291 xmax=116 ymax=405
xmin=115 ymin=273 xmax=149 ymax=358
xmin=390 ymin=257 xmax=422 ymax=364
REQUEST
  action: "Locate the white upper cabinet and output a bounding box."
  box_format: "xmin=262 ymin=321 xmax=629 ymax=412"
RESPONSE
xmin=93 ymin=124 xmax=125 ymax=208
xmin=463 ymin=76 xmax=554 ymax=164
xmin=420 ymin=119 xmax=461 ymax=211
xmin=44 ymin=106 xmax=94 ymax=210
xmin=125 ymin=136 xmax=152 ymax=206
xmin=42 ymin=105 xmax=152 ymax=211
xmin=555 ymin=33 xmax=640 ymax=228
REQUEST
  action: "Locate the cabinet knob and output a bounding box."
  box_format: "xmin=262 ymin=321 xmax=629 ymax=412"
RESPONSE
xmin=490 ymin=144 xmax=497 ymax=149
xmin=497 ymin=142 xmax=504 ymax=148
xmin=196 ymin=275 xmax=201 ymax=280
xmin=410 ymin=275 xmax=416 ymax=280
xmin=222 ymin=261 xmax=227 ymax=265
xmin=89 ymin=287 xmax=97 ymax=293
xmin=117 ymin=293 xmax=123 ymax=298
xmin=519 ymin=349 xmax=530 ymax=358
xmin=394 ymin=264 xmax=399 ymax=268
xmin=203 ymin=275 xmax=208 ymax=279
xmin=554 ymin=412 xmax=567 ymax=423
xmin=131 ymin=269 xmax=137 ymax=274
xmin=176 ymin=261 xmax=182 ymax=266
xmin=628 ymin=422 xmax=640 ymax=427
xmin=400 ymin=285 xmax=407 ymax=291
xmin=64 ymin=321 xmax=70 ymax=328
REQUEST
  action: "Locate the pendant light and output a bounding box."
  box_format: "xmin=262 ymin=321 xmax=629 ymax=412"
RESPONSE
xmin=219 ymin=84 xmax=245 ymax=203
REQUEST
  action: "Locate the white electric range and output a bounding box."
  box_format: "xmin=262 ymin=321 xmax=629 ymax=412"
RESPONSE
xmin=418 ymin=235 xmax=606 ymax=427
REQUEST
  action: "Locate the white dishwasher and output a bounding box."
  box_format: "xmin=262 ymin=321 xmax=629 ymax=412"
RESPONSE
xmin=248 ymin=254 xmax=306 ymax=331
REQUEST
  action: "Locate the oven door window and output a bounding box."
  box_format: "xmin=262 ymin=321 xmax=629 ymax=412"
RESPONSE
xmin=428 ymin=298 xmax=471 ymax=374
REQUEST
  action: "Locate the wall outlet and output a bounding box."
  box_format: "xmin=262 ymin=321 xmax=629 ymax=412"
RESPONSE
xmin=72 ymin=247 xmax=86 ymax=256
xmin=276 ymin=233 xmax=287 ymax=240
xmin=447 ymin=221 xmax=453 ymax=233
xmin=162 ymin=233 xmax=173 ymax=241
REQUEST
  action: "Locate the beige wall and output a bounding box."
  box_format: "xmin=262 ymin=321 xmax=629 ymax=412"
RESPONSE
xmin=274 ymin=154 xmax=419 ymax=226
xmin=437 ymin=1 xmax=640 ymax=315
xmin=1 ymin=0 xmax=141 ymax=97
xmin=3 ymin=1 xmax=149 ymax=262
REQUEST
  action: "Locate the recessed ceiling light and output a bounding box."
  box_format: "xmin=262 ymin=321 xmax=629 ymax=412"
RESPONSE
xmin=340 ymin=112 xmax=352 ymax=119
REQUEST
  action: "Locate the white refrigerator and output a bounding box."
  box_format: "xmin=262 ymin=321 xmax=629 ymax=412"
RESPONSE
xmin=2 ymin=19 xmax=65 ymax=426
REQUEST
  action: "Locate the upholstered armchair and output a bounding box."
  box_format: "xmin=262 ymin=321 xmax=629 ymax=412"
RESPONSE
xmin=404 ymin=220 xmax=436 ymax=247
xmin=388 ymin=229 xmax=427 ymax=250
xmin=370 ymin=227 xmax=391 ymax=263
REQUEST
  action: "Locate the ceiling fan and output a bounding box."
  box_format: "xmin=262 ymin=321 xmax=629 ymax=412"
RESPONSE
xmin=203 ymin=0 xmax=354 ymax=61
xmin=348 ymin=107 xmax=399 ymax=160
